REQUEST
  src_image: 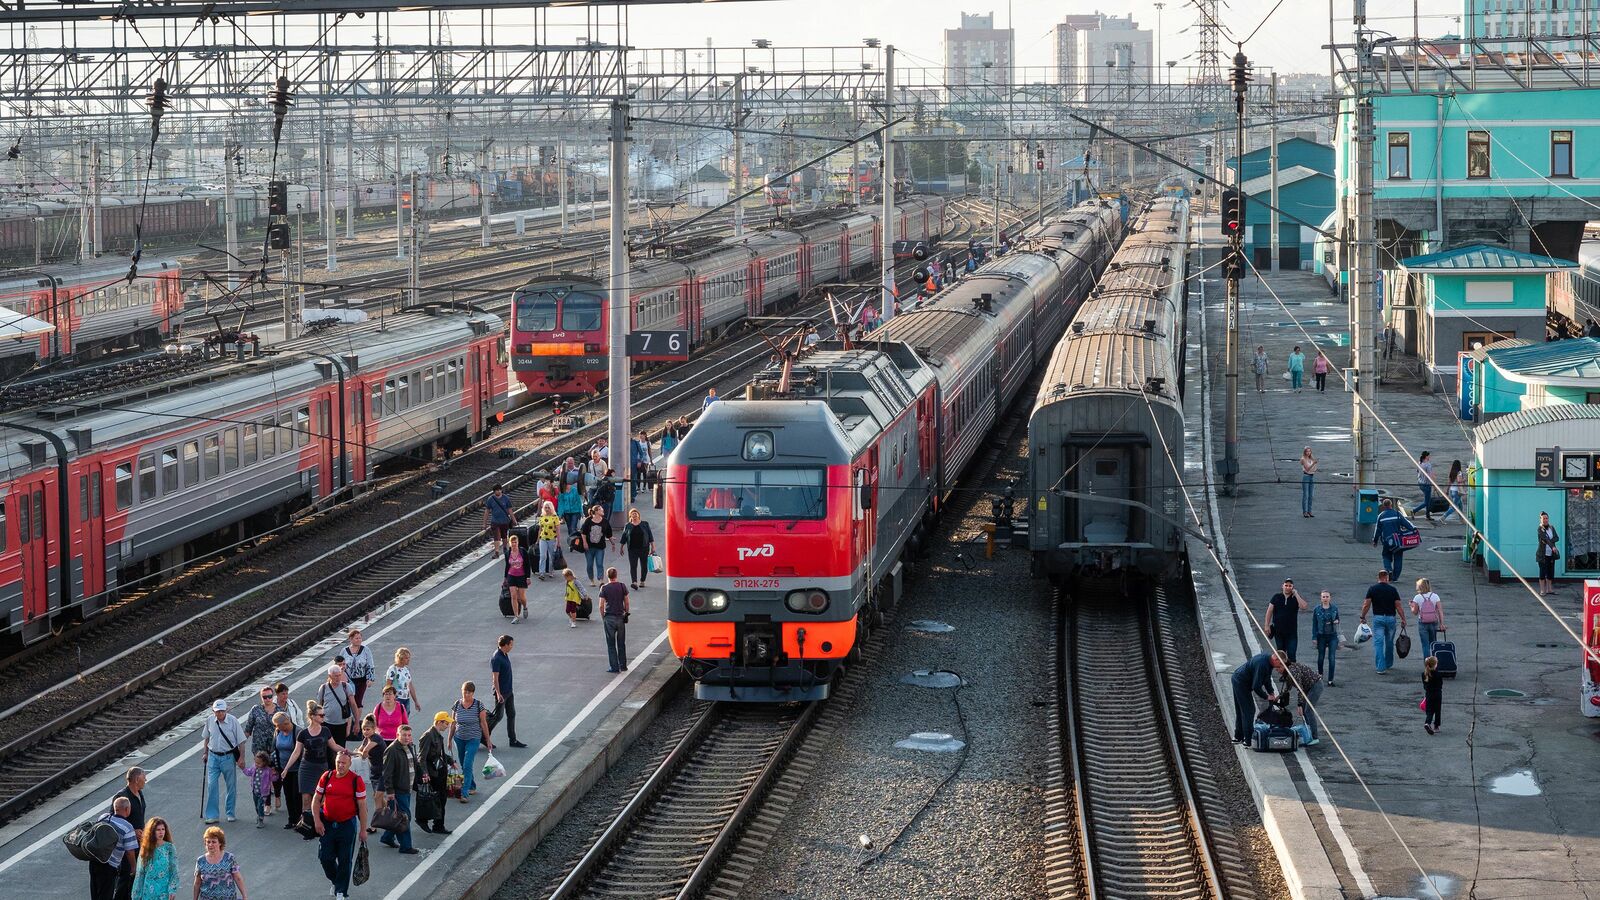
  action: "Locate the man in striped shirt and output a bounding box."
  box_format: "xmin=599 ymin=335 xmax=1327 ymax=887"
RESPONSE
xmin=88 ymin=797 xmax=139 ymax=900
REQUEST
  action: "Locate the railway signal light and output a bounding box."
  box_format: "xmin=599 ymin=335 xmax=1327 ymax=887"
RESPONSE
xmin=268 ymin=222 xmax=290 ymax=250
xmin=1221 ymin=188 xmax=1245 ymax=238
xmin=268 ymin=179 xmax=289 ymax=216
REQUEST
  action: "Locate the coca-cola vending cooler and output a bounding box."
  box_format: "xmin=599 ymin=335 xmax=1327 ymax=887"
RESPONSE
xmin=1583 ymin=580 xmax=1600 ymax=716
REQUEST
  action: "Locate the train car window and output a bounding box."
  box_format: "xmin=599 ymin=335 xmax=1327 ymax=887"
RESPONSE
xmin=33 ymin=489 xmax=45 ymax=536
xmin=91 ymin=475 xmax=102 ymax=517
xmin=370 ymin=385 xmax=382 ymax=419
xmin=279 ymin=412 xmax=295 ymax=451
xmin=139 ymin=454 xmax=157 ymax=502
xmin=0 ymin=499 xmax=6 ymax=552
xmin=423 ymin=369 xmax=435 ymax=402
xmin=244 ymin=424 xmax=258 ymax=466
xmin=561 ymin=293 xmax=602 ymax=331
xmin=687 ymin=467 xmax=826 ymax=520
xmin=114 ymin=463 xmax=132 ymax=510
xmin=80 ymin=475 xmax=89 ymax=520
xmin=318 ymin=403 xmax=331 ymax=439
xmin=384 ymin=379 xmax=396 ymax=412
xmin=296 ymin=407 xmax=311 ymax=447
xmin=161 ymin=448 xmax=178 ymax=492
xmin=203 ymin=435 xmax=221 ymax=480
xmin=18 ymin=495 xmax=29 ymax=544
xmin=513 ymin=288 xmax=559 ymax=331
xmin=397 ymin=376 xmax=411 ymax=409
xmin=223 ymin=428 xmax=240 ymax=473
xmin=182 ymin=441 xmax=200 ymax=485
xmin=261 ymin=419 xmax=277 ymax=458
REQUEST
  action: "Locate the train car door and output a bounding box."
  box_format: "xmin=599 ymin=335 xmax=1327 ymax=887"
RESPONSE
xmin=476 ymin=345 xmax=493 ymax=431
xmin=16 ymin=477 xmax=52 ymax=632
xmin=1078 ymin=447 xmax=1132 ymax=543
xmin=316 ymin=396 xmax=335 ymax=498
xmin=80 ymin=464 xmax=105 ymax=603
xmin=348 ymin=385 xmax=367 ymax=483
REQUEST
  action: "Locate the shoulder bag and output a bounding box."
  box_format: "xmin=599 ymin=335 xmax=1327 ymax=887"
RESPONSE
xmin=370 ymin=800 xmax=408 ymax=833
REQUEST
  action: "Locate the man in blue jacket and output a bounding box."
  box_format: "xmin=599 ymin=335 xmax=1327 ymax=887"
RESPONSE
xmin=1372 ymin=498 xmax=1409 ymax=580
xmin=629 ymin=430 xmax=652 ymax=502
xmin=1231 ymin=651 xmax=1285 ymax=744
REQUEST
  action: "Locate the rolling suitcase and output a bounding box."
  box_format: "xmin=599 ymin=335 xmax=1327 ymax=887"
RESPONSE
xmin=498 ymin=581 xmax=514 ymax=618
xmin=1432 ymin=638 xmax=1458 ymax=678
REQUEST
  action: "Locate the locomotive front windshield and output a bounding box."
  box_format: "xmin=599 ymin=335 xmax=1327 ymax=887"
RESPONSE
xmin=560 ymin=294 xmax=603 ymax=331
xmin=513 ymin=289 xmax=560 ymax=331
xmin=688 ymin=467 xmax=826 ymax=520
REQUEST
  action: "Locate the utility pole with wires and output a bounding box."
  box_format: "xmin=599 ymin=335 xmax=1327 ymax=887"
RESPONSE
xmin=880 ymin=44 xmax=896 ymax=321
xmin=606 ymin=99 xmax=632 ymax=488
xmin=395 ymin=134 xmax=406 ymax=260
xmin=1220 ymin=50 xmax=1250 ymax=496
xmin=223 ymin=139 xmax=241 ymax=290
xmin=1352 ymin=0 xmax=1379 ymax=511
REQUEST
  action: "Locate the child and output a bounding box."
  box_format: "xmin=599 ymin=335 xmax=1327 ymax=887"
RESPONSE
xmin=244 ymin=751 xmax=278 ymax=827
xmin=1422 ymin=655 xmax=1443 ymax=734
xmin=563 ymin=568 xmax=588 ymax=628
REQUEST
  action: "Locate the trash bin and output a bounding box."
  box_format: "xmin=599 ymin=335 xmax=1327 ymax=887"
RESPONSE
xmin=1354 ymin=488 xmax=1380 ymax=542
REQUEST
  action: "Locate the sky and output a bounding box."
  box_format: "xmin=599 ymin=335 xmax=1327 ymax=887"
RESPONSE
xmin=625 ymin=0 xmax=1464 ymax=78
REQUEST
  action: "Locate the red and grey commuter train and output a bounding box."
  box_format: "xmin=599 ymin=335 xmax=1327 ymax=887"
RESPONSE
xmin=508 ymin=197 xmax=947 ymax=396
xmin=0 ymin=259 xmax=185 ymax=377
xmin=662 ymin=198 xmax=1126 ymax=701
xmin=0 ymin=307 xmax=508 ymax=649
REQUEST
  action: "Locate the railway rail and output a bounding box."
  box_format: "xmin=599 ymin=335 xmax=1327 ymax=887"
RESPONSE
xmin=1045 ymin=582 xmax=1262 ymax=900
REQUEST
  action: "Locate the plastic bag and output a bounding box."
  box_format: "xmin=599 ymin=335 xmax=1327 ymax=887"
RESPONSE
xmin=1282 ymin=371 xmax=1292 ymax=381
xmin=1354 ymin=622 xmax=1373 ymax=644
xmin=353 ymin=844 xmax=371 ymax=886
xmin=481 ymin=753 xmax=507 ymax=780
xmin=648 ymin=554 xmax=663 ymax=574
xmin=446 ymin=760 xmax=465 ymax=798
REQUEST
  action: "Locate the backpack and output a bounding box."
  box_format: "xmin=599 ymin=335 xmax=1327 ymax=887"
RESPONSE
xmin=63 ymin=817 xmax=118 ymax=864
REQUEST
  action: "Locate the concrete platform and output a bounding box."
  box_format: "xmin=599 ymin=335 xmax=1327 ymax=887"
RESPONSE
xmin=0 ymin=491 xmax=676 ymax=899
xmin=1188 ymin=268 xmax=1600 ymax=899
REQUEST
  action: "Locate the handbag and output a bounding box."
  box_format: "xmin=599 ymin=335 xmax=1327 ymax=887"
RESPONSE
xmin=653 ymin=480 xmax=664 ymax=510
xmin=415 ymin=785 xmax=442 ymax=823
xmin=1396 ymin=630 xmax=1412 ymax=659
xmin=371 ymin=801 xmax=409 ymax=833
xmin=353 ymin=844 xmax=371 ymax=886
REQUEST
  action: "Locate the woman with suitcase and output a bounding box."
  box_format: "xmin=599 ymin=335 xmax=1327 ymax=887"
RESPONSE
xmin=1410 ymin=579 xmax=1446 ymax=660
xmin=503 ymin=534 xmax=531 ymax=623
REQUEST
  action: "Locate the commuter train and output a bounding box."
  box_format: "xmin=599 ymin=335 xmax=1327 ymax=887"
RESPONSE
xmin=0 ymin=306 xmax=508 ymax=649
xmin=0 ymin=259 xmax=186 ymax=378
xmin=1028 ymin=195 xmax=1193 ymax=579
xmin=663 ymin=198 xmax=1126 ymax=701
xmin=508 ymin=197 xmax=948 ymax=396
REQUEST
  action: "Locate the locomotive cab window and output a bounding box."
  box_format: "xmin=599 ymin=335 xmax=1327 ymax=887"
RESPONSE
xmin=688 ymin=467 xmax=826 ymax=520
xmin=561 ymin=293 xmax=603 ymax=331
xmin=512 ymin=288 xmax=560 ymax=331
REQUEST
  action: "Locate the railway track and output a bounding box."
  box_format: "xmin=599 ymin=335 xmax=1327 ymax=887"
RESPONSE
xmin=1046 ymin=582 xmax=1262 ymax=900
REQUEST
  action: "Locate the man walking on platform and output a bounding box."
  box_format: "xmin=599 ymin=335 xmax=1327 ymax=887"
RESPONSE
xmin=201 ymin=699 xmax=247 ymax=824
xmin=313 ymin=750 xmax=369 ymax=900
xmin=87 ymin=797 xmax=140 ymax=900
xmin=1359 ymin=569 xmax=1409 ymax=674
xmin=1230 ymin=651 xmax=1284 ymax=744
xmin=1262 ymin=579 xmax=1309 ymax=663
xmin=488 ymin=635 xmax=527 ymax=749
xmin=600 ymin=567 xmax=631 ymax=673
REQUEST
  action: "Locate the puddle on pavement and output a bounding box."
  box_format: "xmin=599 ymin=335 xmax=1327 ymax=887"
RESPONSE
xmin=894 ymin=732 xmax=966 ymax=753
xmin=1487 ymin=769 xmax=1541 ymax=796
xmin=900 ymin=669 xmax=965 ymax=689
xmin=906 ymin=620 xmax=956 ymax=633
xmin=1485 ymin=689 xmax=1526 ymax=698
xmin=1428 ymin=545 xmax=1463 ymax=553
xmin=1246 ymin=563 xmax=1284 ymax=569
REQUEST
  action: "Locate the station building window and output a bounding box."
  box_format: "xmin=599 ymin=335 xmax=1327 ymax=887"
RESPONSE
xmin=1468 ymin=131 xmax=1492 ymax=178
xmin=1387 ymin=132 xmax=1411 ymax=179
xmin=1552 ymin=130 xmax=1574 ymax=177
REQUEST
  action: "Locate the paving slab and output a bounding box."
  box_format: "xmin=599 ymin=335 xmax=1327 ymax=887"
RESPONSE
xmin=1191 ymin=267 xmax=1600 ymax=899
xmin=0 ymin=496 xmax=677 ymax=900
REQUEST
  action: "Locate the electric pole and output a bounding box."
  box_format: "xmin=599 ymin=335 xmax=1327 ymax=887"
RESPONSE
xmin=880 ymin=44 xmax=897 ymax=320
xmin=1352 ymin=0 xmax=1379 ymax=503
xmin=733 ymin=74 xmax=745 ymax=238
xmin=558 ymin=138 xmax=568 ymax=240
xmin=1220 ymin=51 xmax=1250 ymax=495
xmin=223 ymin=139 xmax=240 ymax=289
xmin=395 ymin=134 xmax=406 ymax=260
xmin=607 ymin=100 xmax=633 ymax=491
xmin=1269 ymin=74 xmax=1280 ymax=271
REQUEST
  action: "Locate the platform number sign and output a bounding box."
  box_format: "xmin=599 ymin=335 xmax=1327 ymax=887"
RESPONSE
xmin=1535 ymin=448 xmax=1556 ymax=483
xmin=625 ymin=330 xmax=690 ymax=362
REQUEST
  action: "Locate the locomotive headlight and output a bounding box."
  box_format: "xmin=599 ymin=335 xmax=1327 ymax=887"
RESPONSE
xmin=742 ymin=430 xmax=774 ymax=461
xmin=784 ymin=589 xmax=829 ymax=614
xmin=685 ymin=589 xmax=729 ymax=614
